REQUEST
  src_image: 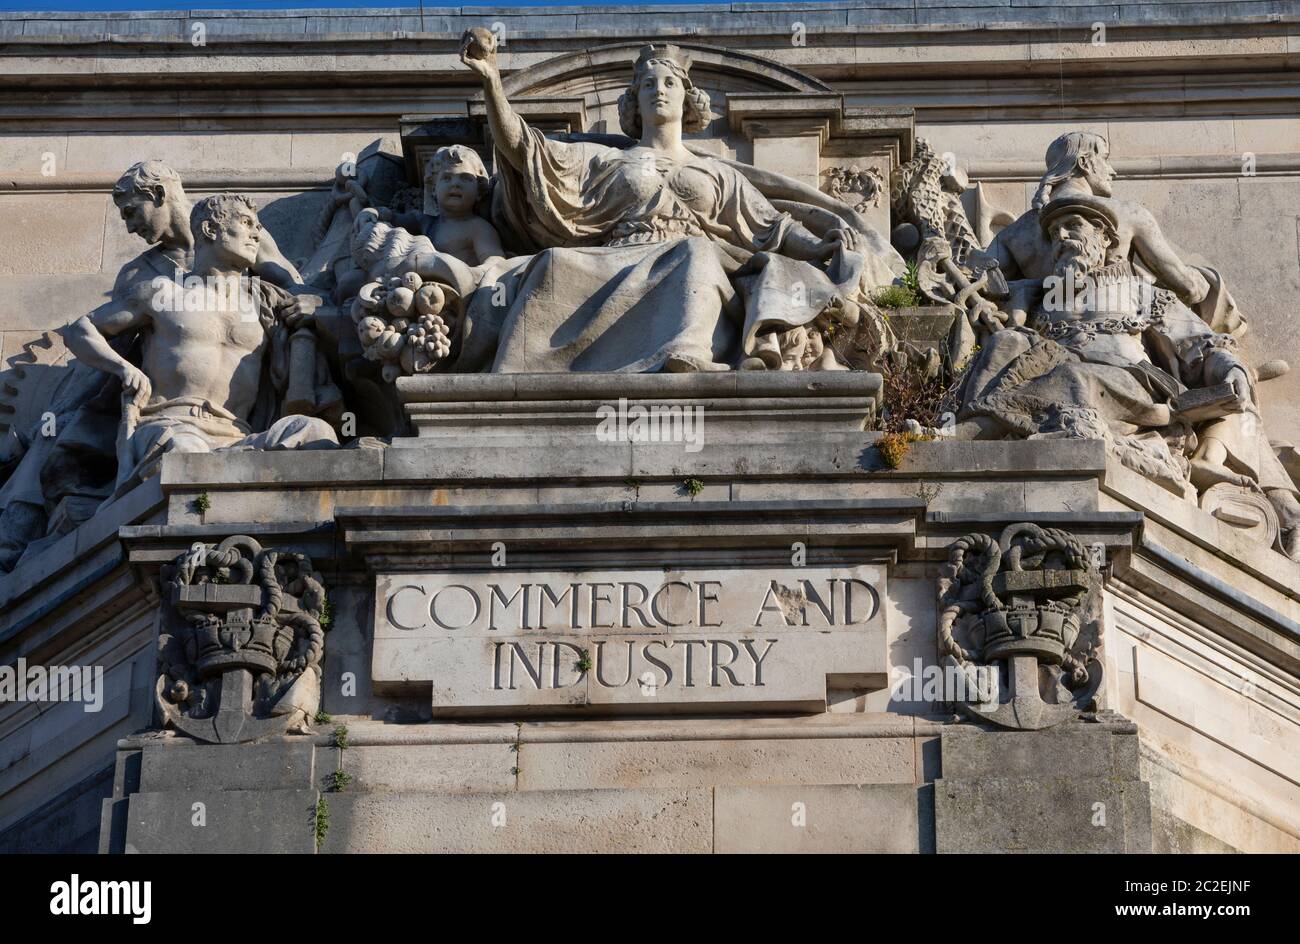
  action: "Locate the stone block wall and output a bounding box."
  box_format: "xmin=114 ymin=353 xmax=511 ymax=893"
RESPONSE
xmin=2 ymin=3 xmax=1299 ymax=854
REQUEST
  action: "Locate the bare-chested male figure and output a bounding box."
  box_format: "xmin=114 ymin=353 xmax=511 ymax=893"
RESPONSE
xmin=2 ymin=161 xmax=317 ymax=568
xmin=65 ymin=193 xmax=337 ymax=486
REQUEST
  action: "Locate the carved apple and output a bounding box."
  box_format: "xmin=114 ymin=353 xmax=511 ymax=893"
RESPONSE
xmin=415 ymin=284 xmax=445 ymax=316
xmin=386 ymin=286 xmax=415 ymax=318
xmin=376 ymin=328 xmax=404 ymax=358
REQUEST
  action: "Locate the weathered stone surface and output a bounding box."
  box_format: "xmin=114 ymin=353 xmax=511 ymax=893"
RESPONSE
xmin=715 ymin=783 xmax=921 ymax=853
xmin=940 ymin=726 xmax=1137 ymax=780
xmin=138 ymin=740 xmax=317 ymax=792
xmin=319 ymin=788 xmax=713 ymax=853
xmin=934 ymin=775 xmax=1151 ymax=853
xmin=1151 ymin=807 xmax=1240 ymax=854
xmin=516 ymin=736 xmax=917 ymax=791
xmin=0 ymin=194 xmax=106 ymax=276
xmin=934 ymin=726 xmax=1153 ymax=853
xmin=343 ymin=743 xmax=518 ymax=793
xmin=0 ymin=764 xmax=112 ymax=854
xmin=399 ymin=370 xmax=882 ymax=441
xmin=124 ymin=789 xmax=319 ymax=854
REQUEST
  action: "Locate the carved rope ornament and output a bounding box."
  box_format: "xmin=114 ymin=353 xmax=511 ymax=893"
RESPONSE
xmin=936 ymin=522 xmax=1103 ymax=730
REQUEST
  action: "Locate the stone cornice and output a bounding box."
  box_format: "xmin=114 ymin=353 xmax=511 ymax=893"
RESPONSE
xmin=2 ymin=19 xmax=1299 ymax=131
xmin=3 ymin=15 xmax=1299 ymax=83
xmin=1 ymin=3 xmax=1298 ymax=44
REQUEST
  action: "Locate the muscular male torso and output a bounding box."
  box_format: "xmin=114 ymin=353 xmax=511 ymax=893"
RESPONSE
xmin=141 ymin=285 xmax=268 ymax=420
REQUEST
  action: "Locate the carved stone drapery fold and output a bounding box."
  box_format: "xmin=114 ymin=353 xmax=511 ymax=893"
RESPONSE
xmin=937 ymin=522 xmax=1104 ymax=730
xmin=155 ymin=535 xmax=328 ymax=744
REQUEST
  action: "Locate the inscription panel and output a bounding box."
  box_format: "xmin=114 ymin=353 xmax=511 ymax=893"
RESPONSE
xmin=372 ymin=566 xmax=888 ymax=714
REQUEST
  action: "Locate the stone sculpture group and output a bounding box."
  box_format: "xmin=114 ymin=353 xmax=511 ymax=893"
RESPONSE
xmin=2 ymin=29 xmax=1298 ymax=583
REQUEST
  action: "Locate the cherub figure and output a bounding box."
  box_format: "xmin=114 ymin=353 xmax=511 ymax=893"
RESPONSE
xmin=388 ymin=145 xmax=504 ymax=269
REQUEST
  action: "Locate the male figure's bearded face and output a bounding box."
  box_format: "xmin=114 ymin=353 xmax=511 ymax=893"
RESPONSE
xmin=1048 ymin=214 xmax=1109 ymax=287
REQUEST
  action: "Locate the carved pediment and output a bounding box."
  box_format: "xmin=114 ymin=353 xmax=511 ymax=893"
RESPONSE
xmin=499 ymin=40 xmax=833 ymax=101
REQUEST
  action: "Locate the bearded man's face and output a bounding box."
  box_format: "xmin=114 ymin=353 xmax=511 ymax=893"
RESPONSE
xmin=1049 ymin=214 xmax=1109 ymax=287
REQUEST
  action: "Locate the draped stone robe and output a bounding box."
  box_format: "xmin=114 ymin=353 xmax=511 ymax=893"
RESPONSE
xmin=455 ymin=119 xmax=892 ymax=373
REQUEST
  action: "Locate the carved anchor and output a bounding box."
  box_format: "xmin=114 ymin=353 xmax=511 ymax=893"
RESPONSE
xmin=156 ymin=536 xmax=327 ymax=745
xmin=939 ymin=523 xmax=1102 ymax=731
xmin=169 ymin=581 xmax=303 ymax=743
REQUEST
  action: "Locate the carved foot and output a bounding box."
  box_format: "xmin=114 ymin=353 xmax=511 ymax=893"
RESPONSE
xmin=1190 ymin=456 xmax=1253 ymax=491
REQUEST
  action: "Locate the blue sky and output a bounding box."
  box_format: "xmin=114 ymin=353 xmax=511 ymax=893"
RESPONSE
xmin=3 ymin=0 xmax=739 ymax=11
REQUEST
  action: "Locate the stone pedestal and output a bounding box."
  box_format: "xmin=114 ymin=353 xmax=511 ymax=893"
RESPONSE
xmin=103 ymin=717 xmax=937 ymax=854
xmin=396 ymin=370 xmax=881 ymax=441
xmin=934 ymin=723 xmax=1152 ymax=853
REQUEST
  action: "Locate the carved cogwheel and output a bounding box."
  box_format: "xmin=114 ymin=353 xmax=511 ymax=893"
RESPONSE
xmin=0 ymin=330 xmax=75 ymax=437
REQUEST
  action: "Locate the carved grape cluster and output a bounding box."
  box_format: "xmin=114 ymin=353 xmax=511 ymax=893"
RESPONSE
xmin=352 ymin=271 xmax=454 ymax=383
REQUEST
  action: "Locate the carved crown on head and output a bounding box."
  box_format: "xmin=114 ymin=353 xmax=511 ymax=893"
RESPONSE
xmin=634 ymin=43 xmax=693 ymax=76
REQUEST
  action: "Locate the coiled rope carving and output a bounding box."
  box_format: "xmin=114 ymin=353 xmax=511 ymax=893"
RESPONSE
xmin=171 ymin=537 xmax=325 ymax=674
xmin=937 ymin=531 xmax=1001 ymax=665
xmin=939 ymin=524 xmax=1098 ymax=686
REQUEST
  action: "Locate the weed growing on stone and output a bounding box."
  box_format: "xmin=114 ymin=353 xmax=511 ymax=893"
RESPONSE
xmin=877 ymin=431 xmax=928 ymax=469
xmin=872 ymin=284 xmax=920 ymax=309
xmin=871 ymin=261 xmax=923 ymax=309
xmin=510 ymin=722 xmax=524 ymax=771
xmin=314 ymin=795 xmax=329 ymax=849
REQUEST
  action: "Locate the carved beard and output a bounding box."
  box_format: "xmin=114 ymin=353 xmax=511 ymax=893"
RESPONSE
xmin=1051 ymin=229 xmax=1109 ymax=287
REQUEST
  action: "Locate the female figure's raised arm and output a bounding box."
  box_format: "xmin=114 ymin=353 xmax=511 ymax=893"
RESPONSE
xmin=460 ymin=29 xmax=527 ymax=173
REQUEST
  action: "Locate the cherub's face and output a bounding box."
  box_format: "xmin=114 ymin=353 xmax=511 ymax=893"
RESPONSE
xmin=433 ymin=164 xmax=481 ymax=218
xmin=636 ymin=61 xmax=686 ymax=130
